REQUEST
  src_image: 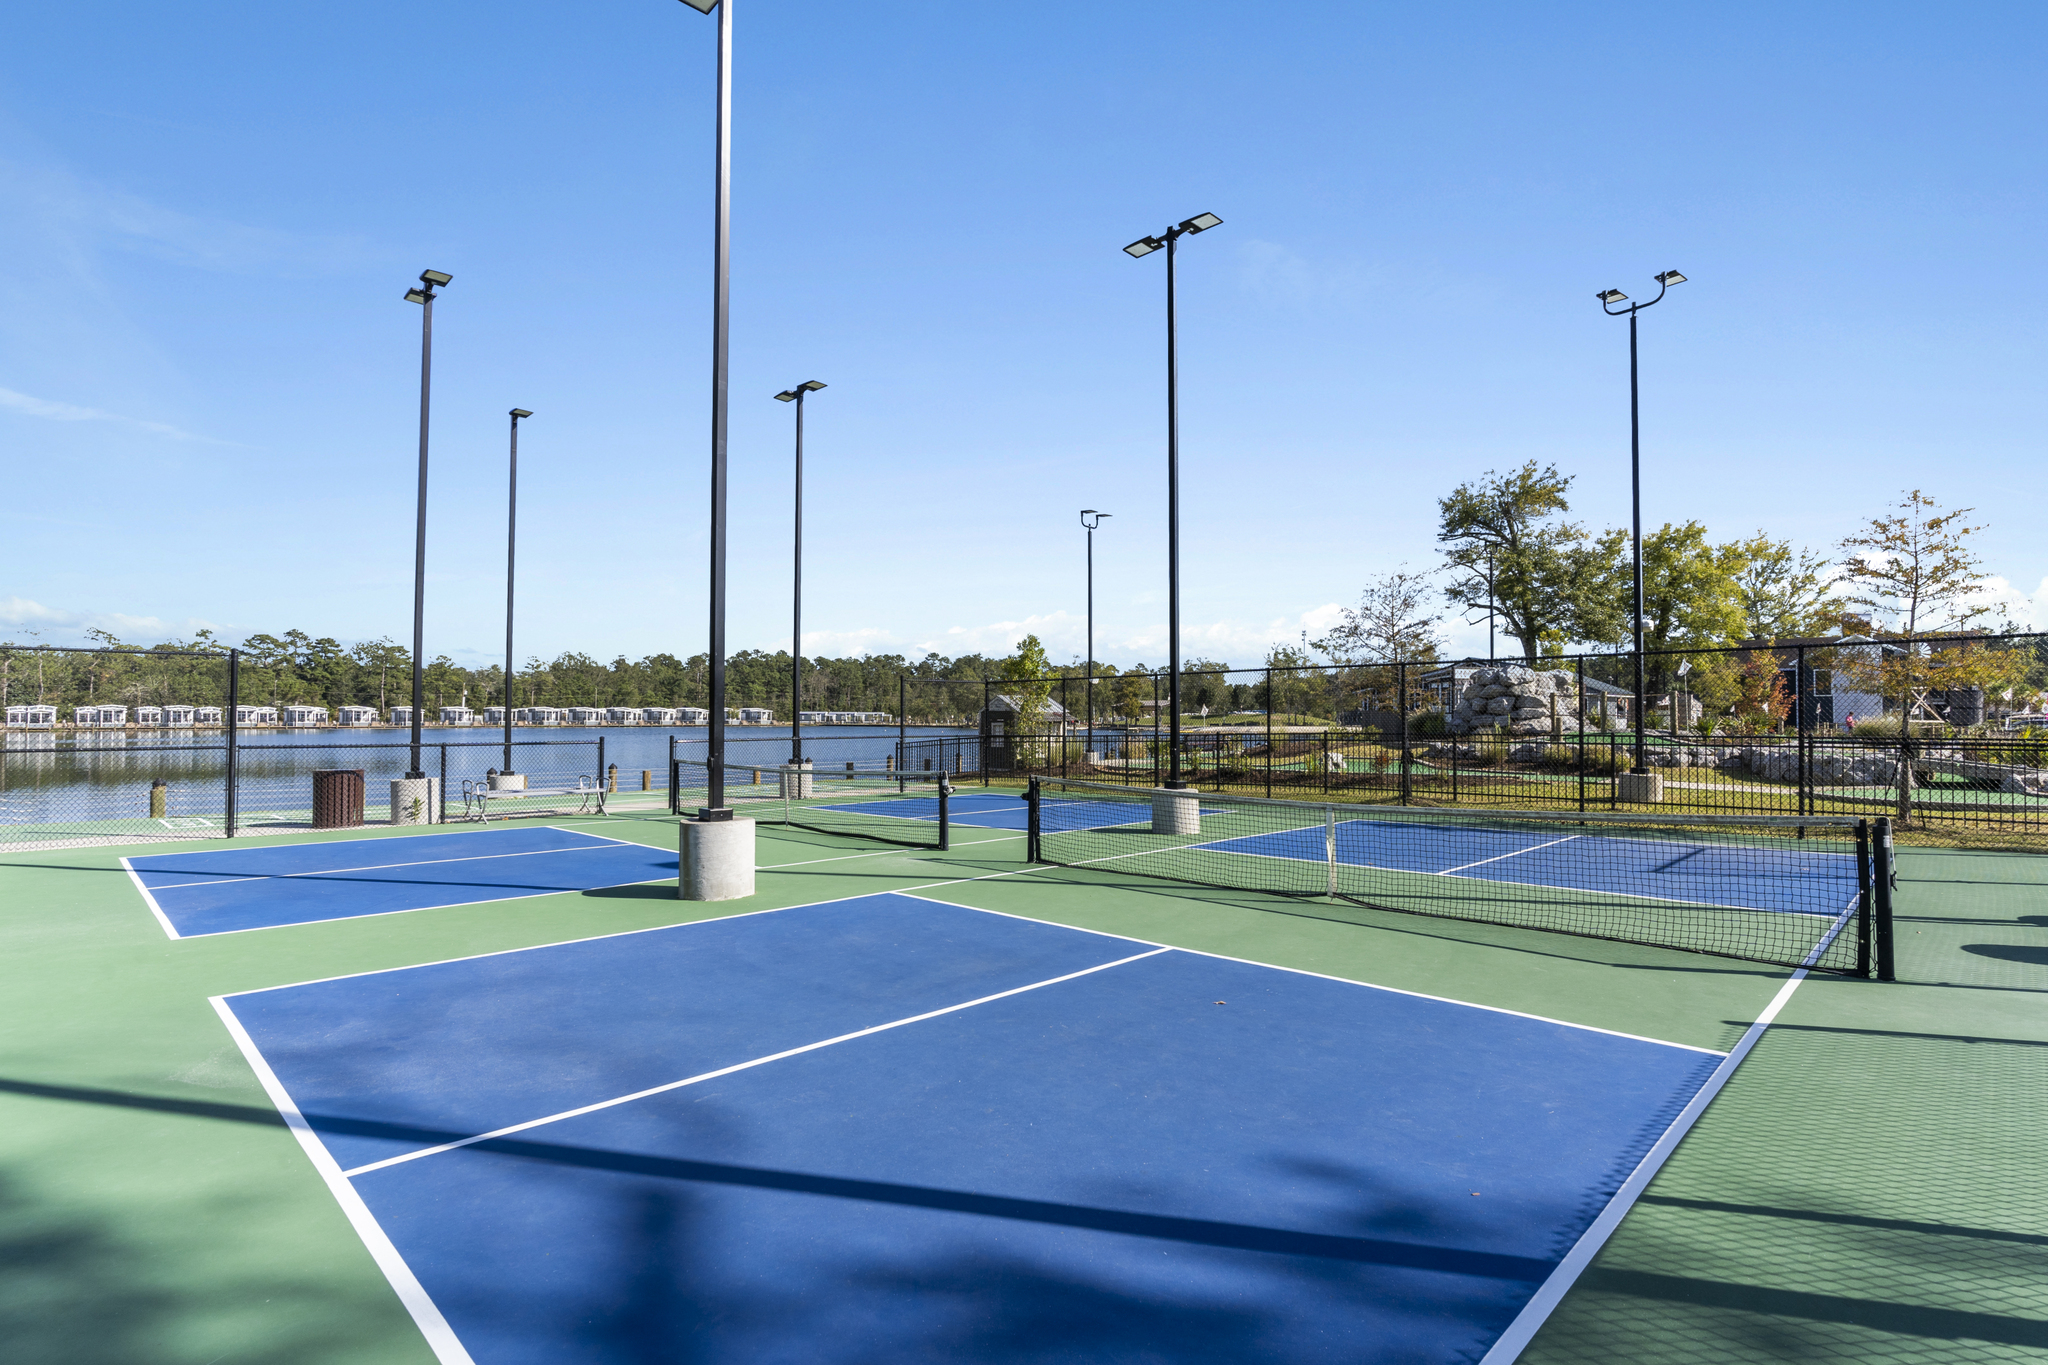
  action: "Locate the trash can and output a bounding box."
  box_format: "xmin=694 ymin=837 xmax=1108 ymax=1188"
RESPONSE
xmin=313 ymin=768 xmax=366 ymax=829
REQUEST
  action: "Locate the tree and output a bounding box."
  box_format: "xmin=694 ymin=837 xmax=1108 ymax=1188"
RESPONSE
xmin=998 ymin=635 xmax=1054 ymax=730
xmin=1178 ymin=658 xmax=1232 ymax=717
xmin=1438 ymin=463 xmax=1610 ymax=662
xmin=1308 ymin=569 xmax=1443 ymax=665
xmin=1836 ymin=490 xmax=1992 ymax=636
xmin=1732 ymin=648 xmax=1791 ymax=732
xmin=1732 ymin=534 xmax=1838 ymax=639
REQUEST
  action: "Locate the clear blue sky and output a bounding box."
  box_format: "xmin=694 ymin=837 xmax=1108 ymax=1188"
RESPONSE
xmin=3 ymin=0 xmax=2041 ymax=670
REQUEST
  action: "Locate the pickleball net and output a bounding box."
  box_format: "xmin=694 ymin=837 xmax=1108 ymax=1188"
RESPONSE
xmin=1025 ymin=776 xmax=1891 ymax=977
xmin=671 ymin=759 xmax=950 ymax=850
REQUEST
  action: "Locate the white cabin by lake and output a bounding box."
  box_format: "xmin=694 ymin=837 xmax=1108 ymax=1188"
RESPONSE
xmin=164 ymin=705 xmax=196 ymax=727
xmin=195 ymin=706 xmax=223 ymax=726
xmin=439 ymin=707 xmax=474 ymax=725
xmin=133 ymin=706 xmax=164 ymax=727
xmin=390 ymin=706 xmax=416 ymax=726
xmin=733 ymin=707 xmax=774 ymax=725
xmin=567 ymin=707 xmax=606 ymax=726
xmin=518 ymin=707 xmax=567 ymax=726
xmin=641 ymin=708 xmax=678 ymax=725
xmin=605 ymin=707 xmax=641 ymax=725
xmin=6 ymin=704 xmax=58 ymax=728
xmin=236 ymin=705 xmax=279 ymax=727
xmin=677 ymin=707 xmax=710 ymax=725
xmin=285 ymin=705 xmax=329 ymax=727
xmin=76 ymin=705 xmax=128 ymax=727
xmin=338 ymin=705 xmax=378 ymax=726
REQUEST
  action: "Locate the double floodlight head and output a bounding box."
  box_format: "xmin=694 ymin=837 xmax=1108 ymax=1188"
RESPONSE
xmin=406 ymin=269 xmax=453 ymax=305
xmin=1596 ymin=288 xmax=1628 ymax=305
xmin=774 ymin=381 xmax=827 ymax=402
xmin=1124 ymin=212 xmax=1224 ymax=258
xmin=1080 ymin=508 xmax=1111 ymax=528
xmin=510 ymin=408 xmax=533 ymax=420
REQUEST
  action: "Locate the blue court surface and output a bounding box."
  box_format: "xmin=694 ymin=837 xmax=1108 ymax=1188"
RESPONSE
xmin=125 ymin=827 xmax=675 ymax=938
xmin=219 ymin=891 xmax=1725 ymax=1364
xmin=1196 ymin=817 xmax=1860 ymax=916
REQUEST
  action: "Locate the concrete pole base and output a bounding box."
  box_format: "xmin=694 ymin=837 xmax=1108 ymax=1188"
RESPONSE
xmin=1152 ymin=788 xmax=1201 ymax=836
xmin=389 ymin=777 xmax=440 ymax=825
xmin=681 ymin=817 xmax=757 ymax=901
xmin=1617 ymin=772 xmax=1665 ymax=804
xmin=779 ymin=760 xmax=813 ymax=800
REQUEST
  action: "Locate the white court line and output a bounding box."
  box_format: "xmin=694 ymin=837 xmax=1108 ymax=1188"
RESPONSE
xmin=901 ymin=892 xmax=1726 ymax=1057
xmin=340 ymin=946 xmax=1173 ymax=1178
xmin=1475 ymin=903 xmax=1859 ymax=1363
xmin=119 ymin=855 xmax=182 ymax=939
xmin=137 ymin=832 xmax=631 ymax=891
xmin=211 ymin=998 xmax=476 ymax=1365
xmin=1438 ymin=835 xmax=1583 ymax=874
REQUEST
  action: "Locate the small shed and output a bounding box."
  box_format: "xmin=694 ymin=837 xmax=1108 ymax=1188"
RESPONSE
xmin=6 ymin=704 xmax=57 ymax=728
xmin=338 ymin=705 xmax=378 ymax=726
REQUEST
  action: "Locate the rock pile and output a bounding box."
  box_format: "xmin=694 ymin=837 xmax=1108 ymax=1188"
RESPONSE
xmin=1446 ymin=666 xmax=1610 ymax=736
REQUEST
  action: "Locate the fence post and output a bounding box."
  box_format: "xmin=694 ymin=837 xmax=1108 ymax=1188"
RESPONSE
xmin=225 ymin=649 xmax=239 ymax=839
xmin=1264 ymin=667 xmax=1273 ymax=800
xmin=983 ymin=678 xmax=991 ymax=788
xmin=1796 ymin=644 xmax=1810 ymax=817
xmin=1398 ymin=661 xmax=1411 ymax=806
xmin=1576 ymin=659 xmax=1588 ymax=814
xmin=438 ymin=744 xmax=447 ymax=824
xmin=898 ymin=674 xmax=907 ymax=793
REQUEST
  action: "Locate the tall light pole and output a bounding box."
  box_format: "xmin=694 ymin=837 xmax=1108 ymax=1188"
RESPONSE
xmin=1597 ymin=269 xmax=1686 ymax=777
xmin=775 ymin=380 xmax=826 ymax=763
xmin=672 ymin=0 xmax=733 ymax=817
xmin=1123 ymin=211 xmax=1222 ymax=789
xmin=502 ymin=408 xmax=533 ymax=777
xmin=401 ymin=268 xmax=451 ymax=781
xmin=1079 ymin=509 xmax=1110 ymax=765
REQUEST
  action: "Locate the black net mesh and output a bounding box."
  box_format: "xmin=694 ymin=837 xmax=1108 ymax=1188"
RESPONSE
xmin=675 ymin=759 xmax=949 ymax=850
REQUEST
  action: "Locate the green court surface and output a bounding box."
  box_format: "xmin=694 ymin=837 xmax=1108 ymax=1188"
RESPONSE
xmin=2 ymin=804 xmax=2043 ymax=1362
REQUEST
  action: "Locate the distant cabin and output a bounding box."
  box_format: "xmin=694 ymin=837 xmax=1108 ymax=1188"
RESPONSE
xmin=134 ymin=706 xmax=164 ymax=727
xmin=390 ymin=706 xmax=416 ymax=726
xmin=77 ymin=705 xmax=129 ymax=727
xmin=439 ymin=707 xmax=473 ymax=726
xmin=194 ymin=706 xmax=223 ymax=726
xmin=164 ymin=705 xmax=196 ymax=727
xmin=6 ymin=704 xmax=58 ymax=728
xmin=641 ymin=708 xmax=679 ymax=725
xmin=800 ymin=711 xmax=893 ymax=725
xmin=519 ymin=707 xmax=567 ymax=726
xmin=338 ymin=705 xmax=378 ymax=726
xmin=734 ymin=707 xmax=774 ymax=725
xmin=286 ymin=705 xmax=329 ymax=727
xmin=237 ymin=706 xmax=279 ymax=726
xmin=567 ymin=707 xmax=606 ymax=726
xmin=677 ymin=707 xmax=710 ymax=726
xmin=605 ymin=707 xmax=641 ymax=725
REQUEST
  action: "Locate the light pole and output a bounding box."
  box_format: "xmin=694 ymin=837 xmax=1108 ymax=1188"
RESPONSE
xmin=502 ymin=408 xmax=533 ymax=776
xmin=775 ymin=380 xmax=827 ymax=764
xmin=1079 ymin=509 xmax=1110 ymax=765
xmin=672 ymin=0 xmax=733 ymax=817
xmin=1123 ymin=211 xmax=1222 ymax=789
xmin=401 ymin=268 xmax=452 ymax=780
xmin=1597 ymin=269 xmax=1686 ymax=777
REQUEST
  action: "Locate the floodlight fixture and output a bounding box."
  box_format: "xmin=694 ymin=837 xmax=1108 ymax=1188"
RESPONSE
xmin=1180 ymin=212 xmax=1223 ymax=233
xmin=675 ymin=0 xmax=718 ymax=10
xmin=1654 ymin=270 xmax=1687 ymax=286
xmin=510 ymin=408 xmax=533 ymax=419
xmin=404 ymin=288 xmax=428 ymax=304
xmin=799 ymin=379 xmax=826 ymax=392
xmin=420 ymin=270 xmax=453 ymax=287
xmin=1596 ymin=288 xmax=1628 ymax=304
xmin=1124 ymin=237 xmax=1164 ymax=258
xmin=774 ymin=390 xmax=798 ymax=402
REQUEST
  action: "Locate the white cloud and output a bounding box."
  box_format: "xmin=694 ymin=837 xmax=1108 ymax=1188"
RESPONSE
xmin=0 ymin=597 xmax=229 ymax=646
xmin=0 ymin=386 xmax=217 ymax=442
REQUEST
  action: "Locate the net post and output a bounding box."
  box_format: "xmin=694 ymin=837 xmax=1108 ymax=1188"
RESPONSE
xmin=439 ymin=744 xmax=448 ymax=823
xmin=668 ymin=735 xmax=678 ymax=815
xmin=982 ymin=678 xmax=991 ymax=788
xmin=898 ymin=674 xmax=907 ymax=793
xmin=1325 ymin=803 xmax=1337 ymax=900
xmin=1264 ymin=667 xmax=1273 ymax=800
xmin=1397 ymin=661 xmax=1411 ymax=806
xmin=1025 ymin=775 xmax=1042 ymax=862
xmin=1853 ymin=818 xmax=1874 ymax=978
xmin=1874 ymin=817 xmax=1896 ymax=982
xmin=1576 ymin=658 xmax=1587 ymax=814
xmin=937 ymin=771 xmax=951 ymax=850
